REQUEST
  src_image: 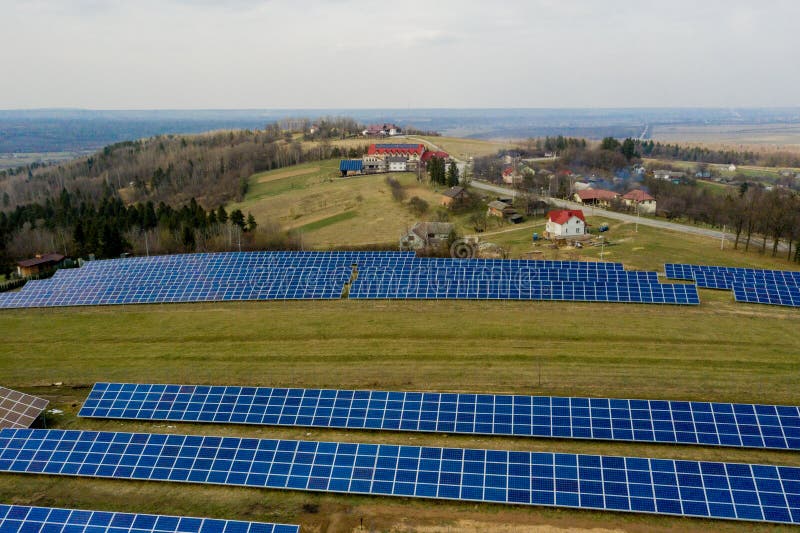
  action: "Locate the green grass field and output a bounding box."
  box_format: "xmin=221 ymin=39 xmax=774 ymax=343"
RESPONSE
xmin=2 ymin=296 xmax=799 ymax=532
xmin=488 ymin=214 xmax=800 ymax=272
xmin=228 ymin=159 xmax=474 ymax=248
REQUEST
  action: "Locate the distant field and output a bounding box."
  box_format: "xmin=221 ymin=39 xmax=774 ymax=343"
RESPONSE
xmin=650 ymin=123 xmax=800 ymax=149
xmin=413 ymin=135 xmax=513 ymax=160
xmin=0 ymin=151 xmax=84 ymax=170
xmin=1 ymin=295 xmax=799 ymax=532
xmin=643 ymin=158 xmax=799 ymax=180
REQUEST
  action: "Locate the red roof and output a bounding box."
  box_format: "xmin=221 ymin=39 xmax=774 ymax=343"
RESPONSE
xmin=547 ymin=209 xmax=585 ymax=224
xmin=368 ymin=143 xmax=426 ymax=156
xmin=622 ymin=189 xmax=655 ymax=201
xmin=576 ymin=189 xmax=619 ymax=201
xmin=17 ymin=253 xmax=65 ymax=268
xmin=502 ymin=167 xmax=514 ymax=176
xmin=420 ymin=150 xmax=449 ymax=162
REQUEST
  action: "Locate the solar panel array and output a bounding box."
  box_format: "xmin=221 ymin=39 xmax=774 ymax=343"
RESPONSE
xmin=665 ymin=263 xmax=800 ymax=308
xmin=0 ymin=251 xmax=697 ymax=308
xmin=350 ymin=279 xmax=698 ymax=303
xmin=733 ymin=283 xmax=800 ymax=307
xmin=1 ymin=429 xmax=798 ymax=525
xmin=79 ymin=384 xmax=800 ymax=451
xmin=0 ymin=504 xmax=299 ymax=533
xmin=0 ymin=386 xmax=49 ymax=430
xmin=0 ymin=252 xmax=407 ymax=308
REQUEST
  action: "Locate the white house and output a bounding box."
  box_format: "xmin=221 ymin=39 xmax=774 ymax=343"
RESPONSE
xmin=622 ymin=189 xmax=657 ymax=214
xmin=545 ymin=209 xmax=586 ymax=239
xmin=728 ymin=164 xmax=737 ymax=172
xmin=387 ymin=156 xmax=407 ymax=172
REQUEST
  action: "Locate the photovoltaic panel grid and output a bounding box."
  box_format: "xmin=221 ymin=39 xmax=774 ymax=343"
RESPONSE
xmin=665 ymin=263 xmax=800 ymax=308
xmin=664 ymin=263 xmax=800 ymax=290
xmin=0 ymin=504 xmax=299 ymax=533
xmin=733 ymin=283 xmax=800 ymax=307
xmin=1 ymin=429 xmax=798 ymax=525
xmin=79 ymin=384 xmax=800 ymax=451
xmin=349 ymin=279 xmax=699 ymax=304
xmin=0 ymin=387 xmax=48 ymax=430
xmin=0 ymin=251 xmax=685 ymax=308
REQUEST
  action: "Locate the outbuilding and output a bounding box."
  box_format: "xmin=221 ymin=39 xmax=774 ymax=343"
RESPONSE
xmin=440 ymin=186 xmax=469 ymax=208
xmin=16 ymin=253 xmax=66 ymax=277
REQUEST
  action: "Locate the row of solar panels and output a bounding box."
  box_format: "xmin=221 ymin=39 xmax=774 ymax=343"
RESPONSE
xmin=0 ymin=252 xmax=675 ymax=309
xmin=349 ymin=281 xmax=700 ymax=304
xmin=2 ymin=428 xmax=798 ymax=525
xmin=665 ymin=263 xmax=800 ymax=308
xmin=0 ymin=505 xmax=299 ymax=533
xmin=80 ymin=383 xmax=800 ymax=451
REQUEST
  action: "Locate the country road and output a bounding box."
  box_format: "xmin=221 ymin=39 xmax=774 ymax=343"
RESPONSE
xmin=406 ymin=136 xmax=789 ymax=253
xmin=469 ymin=179 xmax=789 ymax=252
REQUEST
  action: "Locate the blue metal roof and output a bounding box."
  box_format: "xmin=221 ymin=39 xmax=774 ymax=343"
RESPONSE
xmin=339 ymin=159 xmax=363 ymax=171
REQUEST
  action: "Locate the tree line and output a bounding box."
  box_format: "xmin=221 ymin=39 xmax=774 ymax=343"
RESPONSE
xmin=0 ymin=188 xmax=300 ymax=276
xmin=635 ymin=140 xmax=800 ymax=168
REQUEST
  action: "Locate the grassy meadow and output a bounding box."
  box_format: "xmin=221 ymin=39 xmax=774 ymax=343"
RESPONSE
xmin=2 ymin=294 xmax=800 ymax=532
xmin=228 ymin=160 xmax=453 ymax=248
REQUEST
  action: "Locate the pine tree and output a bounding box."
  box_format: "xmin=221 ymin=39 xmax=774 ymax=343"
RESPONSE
xmin=217 ymin=206 xmax=228 ymax=224
xmin=446 ymin=162 xmax=460 ymax=187
xmin=230 ymin=209 xmax=246 ymax=229
xmin=246 ymin=213 xmax=257 ymax=232
xmin=181 ymin=226 xmax=196 ymax=250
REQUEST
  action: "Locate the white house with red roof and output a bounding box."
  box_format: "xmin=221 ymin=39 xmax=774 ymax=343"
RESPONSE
xmin=622 ymin=189 xmax=656 ymax=214
xmin=501 ymin=167 xmax=522 ymax=185
xmin=545 ymin=209 xmax=586 ymax=239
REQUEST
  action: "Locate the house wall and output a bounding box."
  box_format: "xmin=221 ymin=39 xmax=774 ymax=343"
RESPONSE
xmin=624 ymin=199 xmax=656 ymax=214
xmin=547 ymin=217 xmax=585 ymax=238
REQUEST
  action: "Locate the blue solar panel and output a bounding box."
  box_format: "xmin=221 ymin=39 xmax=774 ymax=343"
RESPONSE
xmin=339 ymin=159 xmax=363 ymax=172
xmin=349 ymin=280 xmax=699 ymax=305
xmin=733 ymin=283 xmax=800 ymax=308
xmin=1 ymin=428 xmax=798 ymax=525
xmin=0 ymin=251 xmax=679 ymax=309
xmin=0 ymin=504 xmax=299 ymax=533
xmin=666 ymin=264 xmax=800 ymax=285
xmin=78 ymin=384 xmax=800 ymax=450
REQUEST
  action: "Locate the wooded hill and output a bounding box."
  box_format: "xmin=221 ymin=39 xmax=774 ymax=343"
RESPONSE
xmin=0 ymin=121 xmax=368 ymax=211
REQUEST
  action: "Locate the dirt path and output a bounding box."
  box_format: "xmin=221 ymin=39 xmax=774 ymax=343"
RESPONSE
xmin=257 ymin=166 xmax=320 ymax=183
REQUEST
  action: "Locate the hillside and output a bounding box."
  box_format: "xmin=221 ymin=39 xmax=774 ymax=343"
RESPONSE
xmin=228 ymin=160 xmax=446 ymax=247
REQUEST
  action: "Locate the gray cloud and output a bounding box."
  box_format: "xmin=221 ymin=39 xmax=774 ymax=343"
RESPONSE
xmin=0 ymin=0 xmax=798 ymax=108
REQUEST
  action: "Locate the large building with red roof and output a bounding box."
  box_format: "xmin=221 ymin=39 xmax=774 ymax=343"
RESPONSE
xmin=545 ymin=209 xmax=586 ymax=239
xmin=367 ymin=143 xmax=426 ymax=157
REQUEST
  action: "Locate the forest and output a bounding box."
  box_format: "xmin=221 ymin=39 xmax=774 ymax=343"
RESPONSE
xmin=0 ymin=189 xmax=301 ymax=277
xmin=0 ymin=118 xmax=369 ymax=210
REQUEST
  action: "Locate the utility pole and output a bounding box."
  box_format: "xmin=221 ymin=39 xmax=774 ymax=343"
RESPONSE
xmin=721 ymin=225 xmax=726 ymax=250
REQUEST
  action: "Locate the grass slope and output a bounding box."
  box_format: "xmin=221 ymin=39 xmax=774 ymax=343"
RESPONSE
xmin=1 ymin=298 xmax=799 ymax=532
xmin=229 ymin=160 xmax=448 ymax=248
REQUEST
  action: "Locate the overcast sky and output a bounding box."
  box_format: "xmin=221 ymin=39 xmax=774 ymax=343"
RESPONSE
xmin=1 ymin=0 xmax=798 ymax=109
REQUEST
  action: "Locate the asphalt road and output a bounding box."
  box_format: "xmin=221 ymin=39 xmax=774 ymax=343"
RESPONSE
xmin=406 ymin=135 xmax=788 ymax=253
xmin=469 ymin=179 xmax=788 ymax=252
